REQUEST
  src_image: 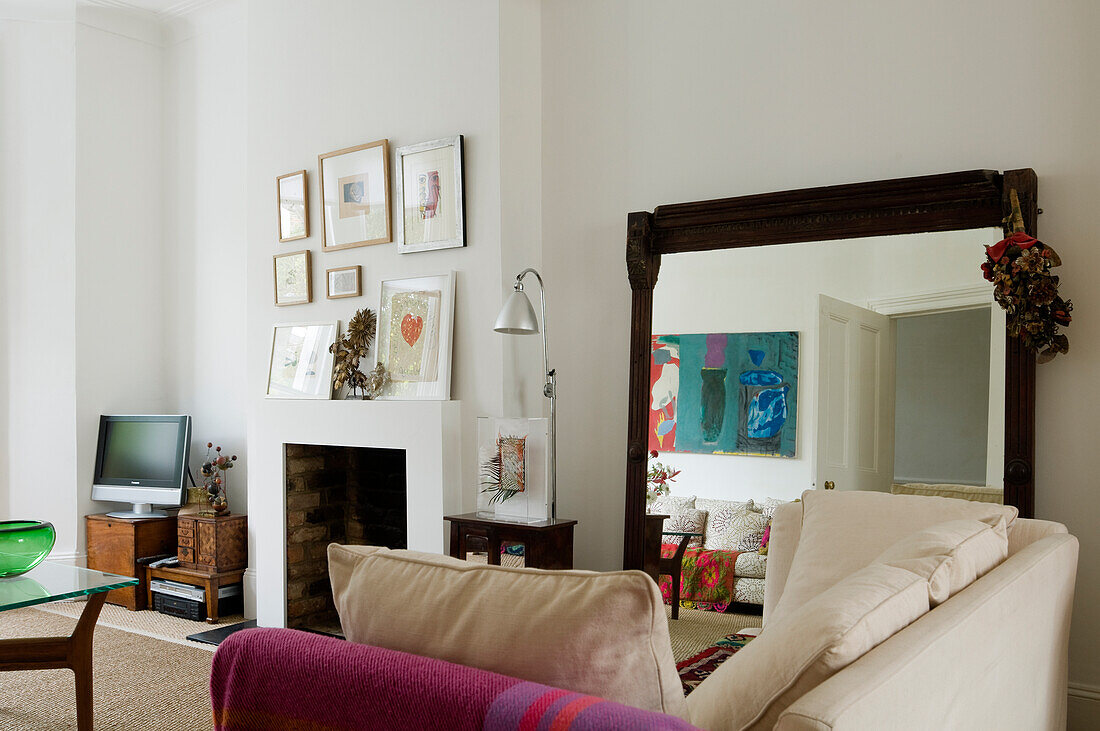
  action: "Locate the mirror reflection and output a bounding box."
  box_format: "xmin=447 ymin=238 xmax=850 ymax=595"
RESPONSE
xmin=649 ymin=228 xmax=1005 ymax=507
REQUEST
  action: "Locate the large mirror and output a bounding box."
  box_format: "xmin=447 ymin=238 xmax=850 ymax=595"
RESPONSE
xmin=650 ymin=229 xmax=1005 ymax=507
xmin=623 ymin=169 xmax=1037 ymax=571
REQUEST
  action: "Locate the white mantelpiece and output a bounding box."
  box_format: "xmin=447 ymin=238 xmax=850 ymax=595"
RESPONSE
xmin=246 ymin=399 xmax=462 ymax=627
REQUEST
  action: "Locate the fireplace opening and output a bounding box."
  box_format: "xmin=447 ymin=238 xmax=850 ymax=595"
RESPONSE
xmin=285 ymin=444 xmax=407 ymax=635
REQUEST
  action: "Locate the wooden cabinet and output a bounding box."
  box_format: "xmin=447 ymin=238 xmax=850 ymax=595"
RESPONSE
xmin=177 ymin=514 xmax=246 ymax=573
xmin=86 ymin=514 xmax=177 ymax=610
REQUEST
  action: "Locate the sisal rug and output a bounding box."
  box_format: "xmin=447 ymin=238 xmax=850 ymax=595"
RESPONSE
xmin=664 ymin=604 xmax=760 ymax=662
xmin=35 ymin=599 xmax=246 ymax=649
xmin=0 ymin=607 xmax=215 ymax=730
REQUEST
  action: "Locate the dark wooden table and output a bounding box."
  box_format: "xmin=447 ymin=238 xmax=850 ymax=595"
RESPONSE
xmin=444 ymin=512 xmax=578 ymax=570
xmin=659 ymin=530 xmax=702 ymax=620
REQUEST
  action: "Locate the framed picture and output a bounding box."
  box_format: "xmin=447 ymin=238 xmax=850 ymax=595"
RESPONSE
xmin=375 ymin=272 xmax=456 ymax=400
xmin=277 ymin=170 xmax=309 ymax=242
xmin=395 ymin=136 xmax=465 ymax=253
xmin=273 ymin=250 xmax=312 ymax=306
xmin=318 ymin=139 xmax=391 ymax=251
xmin=326 ymin=265 xmax=362 ymax=299
xmin=265 ymin=322 xmax=338 ymax=399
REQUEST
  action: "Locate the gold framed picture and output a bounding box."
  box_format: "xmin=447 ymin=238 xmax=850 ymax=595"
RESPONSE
xmin=318 ymin=139 xmax=391 ymax=251
xmin=277 ymin=170 xmax=309 ymax=242
xmin=326 ymin=265 xmax=362 ymax=299
xmin=273 ymin=249 xmax=312 ymax=306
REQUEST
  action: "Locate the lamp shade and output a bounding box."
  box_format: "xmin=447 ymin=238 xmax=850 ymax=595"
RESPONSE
xmin=494 ymin=288 xmax=540 ymax=334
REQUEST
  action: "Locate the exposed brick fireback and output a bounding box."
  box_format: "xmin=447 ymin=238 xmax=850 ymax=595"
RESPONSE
xmin=284 ymin=444 xmax=406 ymax=633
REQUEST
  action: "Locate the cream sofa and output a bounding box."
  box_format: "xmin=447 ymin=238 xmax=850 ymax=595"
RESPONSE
xmin=221 ymin=495 xmax=1078 ymax=730
xmin=755 ymin=503 xmax=1078 ymax=730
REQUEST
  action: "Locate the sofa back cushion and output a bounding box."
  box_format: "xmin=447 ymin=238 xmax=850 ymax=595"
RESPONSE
xmin=328 ymin=544 xmax=688 ymax=719
xmin=875 ymin=517 xmax=1009 ymax=605
xmin=768 ymin=490 xmax=1017 ymax=624
xmin=687 ymin=563 xmax=929 ymax=730
xmin=664 ymin=508 xmax=708 ymax=548
xmin=650 ymin=494 xmax=697 ymax=516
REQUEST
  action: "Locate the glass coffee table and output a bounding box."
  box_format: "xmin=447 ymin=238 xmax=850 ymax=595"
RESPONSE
xmin=0 ymin=562 xmax=138 ymax=730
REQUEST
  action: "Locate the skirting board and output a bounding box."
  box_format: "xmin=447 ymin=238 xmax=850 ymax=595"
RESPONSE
xmin=1070 ymin=682 xmax=1100 ymax=702
xmin=49 ymin=552 xmax=87 ymax=567
xmin=1068 ymin=684 xmax=1100 ymax=730
xmin=243 ymin=567 xmax=257 ymax=620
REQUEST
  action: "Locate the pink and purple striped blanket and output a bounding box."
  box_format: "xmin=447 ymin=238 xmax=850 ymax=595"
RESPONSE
xmin=211 ymin=628 xmax=698 ymax=730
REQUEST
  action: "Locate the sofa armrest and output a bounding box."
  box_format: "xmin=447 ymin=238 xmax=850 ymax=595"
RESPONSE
xmin=210 ymin=628 xmax=699 ymax=731
xmin=774 ymin=533 xmax=1078 ymax=730
xmin=763 ymin=501 xmax=802 ymax=624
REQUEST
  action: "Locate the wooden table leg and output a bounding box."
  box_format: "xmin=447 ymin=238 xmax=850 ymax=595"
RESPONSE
xmin=204 ymin=577 xmax=218 ymax=623
xmin=0 ymin=591 xmax=108 ymax=729
xmin=487 ymin=529 xmax=502 ymax=566
xmin=449 ymin=521 xmax=462 ymax=559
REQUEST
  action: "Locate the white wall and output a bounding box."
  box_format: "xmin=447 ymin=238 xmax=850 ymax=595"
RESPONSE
xmin=0 ymin=2 xmax=79 ymax=556
xmin=73 ymin=4 xmax=168 ymax=542
xmin=0 ymin=0 xmax=243 ymax=559
xmin=163 ymin=0 xmax=249 ymax=508
xmin=650 ymin=231 xmax=992 ymax=504
xmin=541 ymin=0 xmax=1100 ymax=720
xmin=243 ymin=0 xmax=505 ymax=576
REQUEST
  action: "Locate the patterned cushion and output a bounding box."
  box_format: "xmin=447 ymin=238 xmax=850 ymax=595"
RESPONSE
xmin=759 ymin=522 xmax=772 ymax=555
xmin=696 ymin=498 xmax=753 ymax=544
xmin=695 ymin=497 xmax=753 ymax=514
xmin=703 ymin=505 xmax=767 ymax=552
xmin=649 ymin=494 xmax=696 ymax=516
xmin=734 ymin=551 xmax=768 ymax=580
xmin=755 ymin=497 xmax=790 ymax=521
xmin=663 ymin=509 xmax=707 ymax=548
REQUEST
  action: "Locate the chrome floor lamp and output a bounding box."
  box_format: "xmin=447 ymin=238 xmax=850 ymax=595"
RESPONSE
xmin=494 ymin=268 xmax=556 ymax=520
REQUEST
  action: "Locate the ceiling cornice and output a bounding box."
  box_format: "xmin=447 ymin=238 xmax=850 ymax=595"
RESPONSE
xmin=80 ymin=0 xmax=221 ymax=20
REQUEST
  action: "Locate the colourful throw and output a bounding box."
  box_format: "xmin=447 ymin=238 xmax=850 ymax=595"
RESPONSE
xmin=211 ymin=628 xmax=699 ymax=730
xmin=659 ymin=543 xmax=742 ymax=606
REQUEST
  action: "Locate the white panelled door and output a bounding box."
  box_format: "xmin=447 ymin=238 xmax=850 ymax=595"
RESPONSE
xmin=815 ymin=295 xmax=896 ymax=493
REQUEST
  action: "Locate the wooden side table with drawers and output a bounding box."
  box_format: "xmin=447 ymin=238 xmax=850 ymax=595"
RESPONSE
xmin=176 ymin=513 xmax=247 ymax=572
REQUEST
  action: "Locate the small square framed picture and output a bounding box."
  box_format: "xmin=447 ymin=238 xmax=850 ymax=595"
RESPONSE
xmin=277 ymin=170 xmax=309 ymax=242
xmin=326 ymin=265 xmax=362 ymax=299
xmin=395 ymin=136 xmax=465 ymax=254
xmin=273 ymin=249 xmax=312 ymax=306
xmin=319 ymin=139 xmax=391 ymax=251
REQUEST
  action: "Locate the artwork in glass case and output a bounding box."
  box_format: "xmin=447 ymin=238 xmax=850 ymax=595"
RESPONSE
xmin=477 ymin=417 xmax=549 ymax=523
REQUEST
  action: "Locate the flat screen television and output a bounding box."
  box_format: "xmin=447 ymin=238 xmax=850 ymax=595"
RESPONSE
xmin=91 ymin=415 xmax=192 ymax=518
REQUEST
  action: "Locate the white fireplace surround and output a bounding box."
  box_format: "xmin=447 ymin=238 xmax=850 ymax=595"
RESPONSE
xmin=246 ymin=399 xmax=462 ymax=627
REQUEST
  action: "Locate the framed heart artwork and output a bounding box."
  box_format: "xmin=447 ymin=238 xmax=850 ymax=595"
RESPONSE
xmin=375 ymin=272 xmax=456 ymax=400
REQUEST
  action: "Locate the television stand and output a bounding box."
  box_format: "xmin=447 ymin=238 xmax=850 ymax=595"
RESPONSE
xmin=106 ymin=502 xmax=169 ymax=519
xmin=86 ymin=513 xmax=177 ymax=610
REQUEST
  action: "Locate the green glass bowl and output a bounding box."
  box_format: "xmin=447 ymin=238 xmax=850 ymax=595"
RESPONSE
xmin=0 ymin=521 xmax=56 ymax=578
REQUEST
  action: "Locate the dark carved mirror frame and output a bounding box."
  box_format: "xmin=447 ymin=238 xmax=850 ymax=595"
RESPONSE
xmin=623 ymin=169 xmax=1037 ymax=571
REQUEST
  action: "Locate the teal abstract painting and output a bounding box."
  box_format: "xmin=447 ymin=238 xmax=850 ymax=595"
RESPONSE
xmin=649 ymin=331 xmax=799 ymax=457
